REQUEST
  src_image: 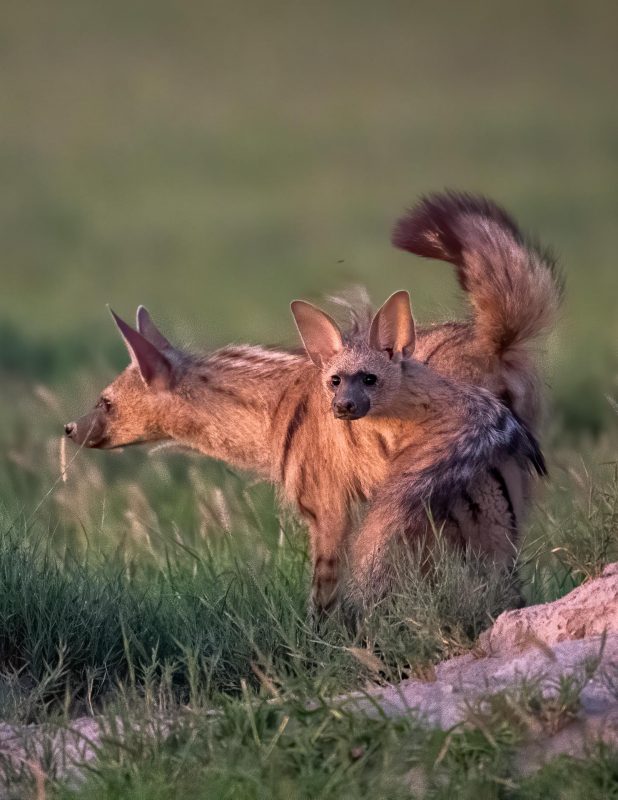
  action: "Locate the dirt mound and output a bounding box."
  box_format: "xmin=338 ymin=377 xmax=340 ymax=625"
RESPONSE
xmin=2 ymin=565 xmax=617 ymax=793
xmin=345 ymin=563 xmax=618 ymax=768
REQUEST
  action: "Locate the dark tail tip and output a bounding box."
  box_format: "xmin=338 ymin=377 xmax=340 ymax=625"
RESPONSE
xmin=507 ymin=410 xmax=547 ymax=478
xmin=391 ymin=190 xmax=522 ymax=263
xmin=527 ymin=431 xmax=548 ymax=477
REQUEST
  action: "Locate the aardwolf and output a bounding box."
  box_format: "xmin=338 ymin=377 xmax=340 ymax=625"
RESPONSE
xmin=65 ymin=192 xmax=560 ymax=609
xmin=291 ymin=290 xmax=545 ymax=601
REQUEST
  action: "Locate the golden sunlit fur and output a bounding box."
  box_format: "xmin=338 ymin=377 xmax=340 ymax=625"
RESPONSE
xmin=67 ymin=302 xmax=545 ymax=611
xmin=65 ymin=192 xmax=561 ymax=611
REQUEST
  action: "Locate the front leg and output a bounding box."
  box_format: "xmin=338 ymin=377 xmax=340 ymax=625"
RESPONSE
xmin=302 ymin=505 xmax=352 ymax=615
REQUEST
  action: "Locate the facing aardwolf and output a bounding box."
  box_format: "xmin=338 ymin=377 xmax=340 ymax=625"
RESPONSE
xmin=290 ymin=290 xmax=546 ymax=603
xmin=65 ymin=192 xmax=561 ymax=609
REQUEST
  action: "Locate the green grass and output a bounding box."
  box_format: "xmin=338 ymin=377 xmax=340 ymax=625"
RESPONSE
xmin=0 ymin=454 xmax=616 ymax=797
xmin=1 ymin=0 xmax=618 ymax=796
xmin=3 ymin=674 xmax=618 ymax=798
xmin=0 ymin=508 xmax=519 ymax=720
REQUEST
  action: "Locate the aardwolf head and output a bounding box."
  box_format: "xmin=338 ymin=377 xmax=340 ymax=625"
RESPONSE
xmin=64 ymin=307 xmax=185 ymax=449
xmin=291 ymin=291 xmax=416 ymax=420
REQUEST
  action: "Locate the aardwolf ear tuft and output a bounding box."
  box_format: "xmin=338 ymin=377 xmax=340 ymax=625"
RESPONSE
xmin=369 ymin=290 xmax=416 ymax=359
xmin=136 ymin=305 xmax=174 ymax=352
xmin=290 ymin=300 xmax=344 ymax=367
xmin=109 ymin=307 xmax=173 ymax=389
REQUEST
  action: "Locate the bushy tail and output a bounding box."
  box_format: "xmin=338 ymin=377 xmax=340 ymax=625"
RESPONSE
xmin=392 ymin=191 xmax=563 ymax=360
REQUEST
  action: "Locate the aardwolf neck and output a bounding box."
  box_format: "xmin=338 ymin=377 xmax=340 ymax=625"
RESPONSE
xmin=159 ymin=344 xmax=310 ymax=475
xmin=161 ymin=342 xmax=417 ymax=497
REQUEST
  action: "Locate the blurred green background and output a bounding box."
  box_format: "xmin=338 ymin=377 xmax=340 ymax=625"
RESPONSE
xmin=1 ymin=0 xmax=617 ymax=532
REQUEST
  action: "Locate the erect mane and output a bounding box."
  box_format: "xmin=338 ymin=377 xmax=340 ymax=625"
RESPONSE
xmin=325 ymin=285 xmax=375 ymax=344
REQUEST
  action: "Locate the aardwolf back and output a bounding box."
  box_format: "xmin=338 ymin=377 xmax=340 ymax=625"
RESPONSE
xmin=65 ymin=192 xmax=560 ymax=609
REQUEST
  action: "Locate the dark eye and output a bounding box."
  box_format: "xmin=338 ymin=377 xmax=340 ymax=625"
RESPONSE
xmin=330 ymin=375 xmax=341 ymax=387
xmin=363 ymin=374 xmax=378 ymax=386
xmin=97 ymin=397 xmax=112 ymax=412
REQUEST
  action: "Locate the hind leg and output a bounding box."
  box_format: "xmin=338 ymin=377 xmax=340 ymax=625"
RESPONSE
xmin=450 ymin=463 xmax=526 ymax=567
xmin=346 ymin=494 xmax=408 ymax=605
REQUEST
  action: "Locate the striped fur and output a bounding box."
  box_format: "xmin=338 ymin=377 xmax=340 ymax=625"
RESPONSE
xmin=344 ymin=366 xmax=546 ymax=601
xmin=289 ymin=308 xmax=547 ymax=604
xmin=65 ymin=192 xmax=560 ymax=611
xmin=66 ymin=314 xmax=545 ymax=611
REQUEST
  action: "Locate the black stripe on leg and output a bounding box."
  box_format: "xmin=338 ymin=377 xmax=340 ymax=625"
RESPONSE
xmin=489 ymin=467 xmax=517 ymax=530
xmin=296 ymin=463 xmax=318 ymax=523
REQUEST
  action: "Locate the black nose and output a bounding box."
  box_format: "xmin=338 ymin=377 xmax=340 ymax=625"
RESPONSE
xmin=335 ymin=400 xmax=357 ymax=414
xmin=65 ymin=422 xmax=76 ymax=438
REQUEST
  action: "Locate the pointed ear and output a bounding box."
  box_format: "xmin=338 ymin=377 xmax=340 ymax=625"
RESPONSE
xmin=368 ymin=290 xmax=416 ymax=359
xmin=136 ymin=305 xmax=174 ymax=351
xmin=290 ymin=300 xmax=344 ymax=367
xmin=109 ymin=308 xmax=173 ymax=389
